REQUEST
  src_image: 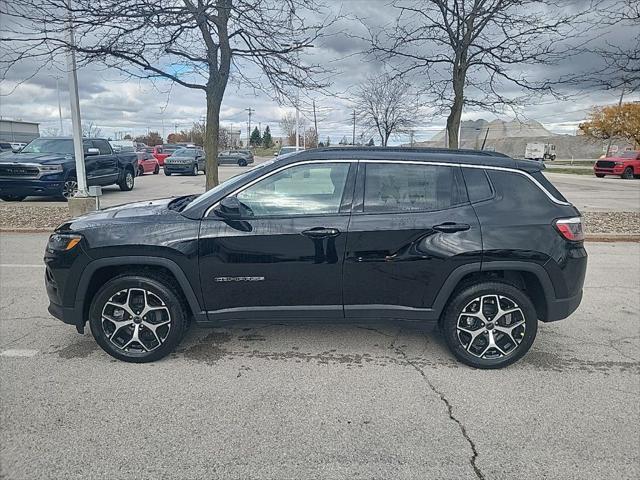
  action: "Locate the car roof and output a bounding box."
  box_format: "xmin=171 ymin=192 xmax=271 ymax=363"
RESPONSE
xmin=278 ymin=147 xmax=542 ymax=172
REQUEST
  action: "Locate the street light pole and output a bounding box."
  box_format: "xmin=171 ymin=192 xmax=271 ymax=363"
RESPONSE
xmin=65 ymin=0 xmax=88 ymax=197
xmin=55 ymin=76 xmax=64 ymax=135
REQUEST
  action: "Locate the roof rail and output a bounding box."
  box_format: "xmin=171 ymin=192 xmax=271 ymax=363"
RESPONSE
xmin=306 ymin=146 xmax=510 ymax=158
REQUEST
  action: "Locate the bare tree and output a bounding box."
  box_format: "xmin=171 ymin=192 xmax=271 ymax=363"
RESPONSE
xmin=81 ymin=121 xmax=101 ymax=138
xmin=1 ymin=0 xmax=335 ymax=189
xmin=366 ymin=0 xmax=591 ymax=148
xmin=353 ymin=73 xmax=418 ymax=146
xmin=279 ymin=111 xmax=306 ymax=146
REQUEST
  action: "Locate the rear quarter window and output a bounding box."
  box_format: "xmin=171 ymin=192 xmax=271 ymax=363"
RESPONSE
xmin=462 ymin=168 xmax=493 ymax=203
xmin=488 ymin=170 xmax=557 ymax=207
xmin=530 ymin=171 xmax=568 ymax=203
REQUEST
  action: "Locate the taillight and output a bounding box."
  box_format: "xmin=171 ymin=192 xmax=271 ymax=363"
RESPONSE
xmin=554 ymin=217 xmax=584 ymax=242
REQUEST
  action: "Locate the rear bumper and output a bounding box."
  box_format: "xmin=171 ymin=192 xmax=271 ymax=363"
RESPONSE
xmin=0 ymin=178 xmax=63 ymax=197
xmin=544 ymin=290 xmax=583 ymax=322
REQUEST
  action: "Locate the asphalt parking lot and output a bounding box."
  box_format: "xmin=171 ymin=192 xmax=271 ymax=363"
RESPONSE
xmin=0 ymin=234 xmax=638 ymax=480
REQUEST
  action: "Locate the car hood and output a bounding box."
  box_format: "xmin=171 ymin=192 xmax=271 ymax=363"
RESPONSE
xmin=0 ymin=152 xmax=70 ymax=165
xmin=56 ymin=198 xmax=180 ymax=232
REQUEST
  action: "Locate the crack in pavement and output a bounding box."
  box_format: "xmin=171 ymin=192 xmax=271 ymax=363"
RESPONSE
xmin=395 ymin=347 xmax=486 ymax=480
xmin=358 ymin=326 xmax=485 ymax=480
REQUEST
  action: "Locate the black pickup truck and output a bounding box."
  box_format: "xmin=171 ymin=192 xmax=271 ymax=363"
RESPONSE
xmin=0 ymin=137 xmax=138 ymax=201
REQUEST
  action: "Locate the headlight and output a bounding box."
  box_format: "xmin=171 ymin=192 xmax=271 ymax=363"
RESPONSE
xmin=614 ymin=162 xmax=624 ymax=166
xmin=39 ymin=165 xmax=64 ymax=174
xmin=47 ymin=233 xmax=82 ymax=252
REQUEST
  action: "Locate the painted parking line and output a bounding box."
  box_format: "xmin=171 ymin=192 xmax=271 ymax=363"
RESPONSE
xmin=0 ymin=349 xmax=39 ymax=358
xmin=0 ymin=264 xmax=44 ymax=268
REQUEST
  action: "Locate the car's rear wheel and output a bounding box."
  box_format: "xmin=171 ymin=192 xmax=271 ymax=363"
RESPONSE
xmin=153 ymin=164 xmax=159 ymax=174
xmin=441 ymin=282 xmax=538 ymax=369
xmin=89 ymin=274 xmax=187 ymax=362
xmin=622 ymin=167 xmax=634 ymax=179
xmin=0 ymin=195 xmax=26 ymax=202
xmin=595 ymin=173 xmax=605 ymax=178
xmin=61 ymin=176 xmax=78 ymax=201
xmin=118 ymin=168 xmax=135 ymax=191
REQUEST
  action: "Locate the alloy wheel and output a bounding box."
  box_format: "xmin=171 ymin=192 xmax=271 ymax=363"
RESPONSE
xmin=101 ymin=288 xmax=171 ymax=353
xmin=62 ymin=179 xmax=78 ymax=199
xmin=456 ymin=294 xmax=526 ymax=359
xmin=126 ymin=171 xmax=134 ymax=188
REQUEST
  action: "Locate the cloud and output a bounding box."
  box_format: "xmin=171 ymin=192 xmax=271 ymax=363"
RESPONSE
xmin=0 ymin=0 xmax=638 ymax=145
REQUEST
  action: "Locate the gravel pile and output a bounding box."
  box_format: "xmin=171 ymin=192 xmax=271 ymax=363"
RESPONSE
xmin=1 ymin=204 xmax=639 ymax=235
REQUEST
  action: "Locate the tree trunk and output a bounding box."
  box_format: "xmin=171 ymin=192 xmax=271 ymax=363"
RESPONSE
xmin=447 ymin=58 xmax=466 ymax=149
xmin=204 ymin=89 xmax=221 ymax=190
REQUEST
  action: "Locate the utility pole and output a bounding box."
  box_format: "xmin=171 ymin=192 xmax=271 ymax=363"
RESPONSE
xmin=65 ymin=0 xmax=88 ymax=197
xmin=605 ymin=85 xmax=625 ymax=157
xmin=351 ymin=110 xmax=356 ymax=145
xmin=245 ymin=107 xmax=254 ymax=147
xmin=313 ymin=100 xmax=318 ymax=148
xmin=409 ymin=130 xmax=414 ymax=147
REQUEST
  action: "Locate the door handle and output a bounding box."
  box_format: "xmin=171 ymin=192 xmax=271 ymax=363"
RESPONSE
xmin=301 ymin=227 xmax=341 ymax=238
xmin=432 ymin=222 xmax=470 ymax=233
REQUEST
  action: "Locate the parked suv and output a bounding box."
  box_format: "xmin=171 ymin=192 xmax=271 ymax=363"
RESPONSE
xmin=164 ymin=147 xmax=205 ymax=176
xmin=594 ymin=151 xmax=640 ymax=179
xmin=45 ymin=147 xmax=586 ymax=368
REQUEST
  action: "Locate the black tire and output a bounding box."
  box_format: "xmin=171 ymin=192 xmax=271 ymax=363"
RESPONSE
xmin=238 ymin=159 xmax=248 ymax=167
xmin=153 ymin=164 xmax=159 ymax=175
xmin=61 ymin=175 xmax=78 ymax=201
xmin=89 ymin=274 xmax=188 ymax=363
xmin=0 ymin=195 xmax=26 ymax=202
xmin=138 ymin=165 xmax=144 ymax=177
xmin=441 ymin=281 xmax=538 ymax=369
xmin=622 ymin=167 xmax=634 ymax=179
xmin=118 ymin=168 xmax=135 ymax=191
xmin=595 ymin=173 xmax=605 ymax=178
xmin=190 ymin=163 xmax=198 ymax=176
xmin=165 ymin=170 xmax=171 ymax=176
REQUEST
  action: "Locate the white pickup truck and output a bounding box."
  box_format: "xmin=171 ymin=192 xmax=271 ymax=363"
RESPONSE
xmin=525 ymin=143 xmax=556 ymax=161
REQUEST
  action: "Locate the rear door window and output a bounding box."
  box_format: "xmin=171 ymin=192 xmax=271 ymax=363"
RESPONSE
xmin=363 ymin=163 xmax=467 ymax=213
xmin=462 ymin=167 xmax=493 ymax=203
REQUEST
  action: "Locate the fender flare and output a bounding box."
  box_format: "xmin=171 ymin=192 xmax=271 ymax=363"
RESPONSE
xmin=71 ymin=256 xmax=205 ymax=330
xmin=430 ymin=260 xmax=555 ymax=320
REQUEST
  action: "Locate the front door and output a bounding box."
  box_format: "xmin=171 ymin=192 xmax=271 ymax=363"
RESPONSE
xmin=198 ymin=161 xmax=355 ymax=321
xmin=343 ymin=161 xmax=482 ymax=321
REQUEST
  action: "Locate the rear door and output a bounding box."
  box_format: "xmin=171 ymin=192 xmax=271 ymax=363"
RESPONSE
xmin=198 ymin=161 xmax=356 ymax=321
xmin=343 ymin=161 xmax=482 ymax=321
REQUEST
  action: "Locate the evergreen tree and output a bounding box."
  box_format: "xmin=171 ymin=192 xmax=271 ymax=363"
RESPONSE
xmin=262 ymin=125 xmax=274 ymax=148
xmin=250 ymin=126 xmax=262 ymax=146
xmin=367 ymin=138 xmax=375 ymax=146
xmin=326 ymin=136 xmax=331 ymax=146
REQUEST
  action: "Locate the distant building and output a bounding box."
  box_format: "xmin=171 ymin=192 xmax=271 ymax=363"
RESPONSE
xmin=0 ymin=120 xmax=40 ymax=143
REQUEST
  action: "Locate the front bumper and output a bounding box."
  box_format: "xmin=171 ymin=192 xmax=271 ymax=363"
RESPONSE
xmin=164 ymin=163 xmax=194 ymax=174
xmin=0 ymin=178 xmax=64 ymax=197
xmin=594 ymin=167 xmax=624 ymax=176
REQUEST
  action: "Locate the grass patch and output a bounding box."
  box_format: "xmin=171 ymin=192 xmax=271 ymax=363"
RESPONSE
xmin=253 ymin=147 xmax=278 ymax=157
xmin=546 ymin=168 xmax=595 ymax=176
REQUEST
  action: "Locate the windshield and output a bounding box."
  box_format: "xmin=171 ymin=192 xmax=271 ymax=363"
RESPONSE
xmin=185 ymin=159 xmax=277 ymax=211
xmin=21 ymin=138 xmax=74 ymax=154
xmin=619 ymin=151 xmax=638 ymax=158
xmin=279 ymin=147 xmax=300 ymax=155
xmin=172 ymin=148 xmax=197 ymax=157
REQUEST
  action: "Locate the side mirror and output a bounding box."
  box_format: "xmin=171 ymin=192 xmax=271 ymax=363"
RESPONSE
xmin=214 ymin=196 xmax=243 ymax=219
xmin=86 ymin=148 xmax=100 ymax=156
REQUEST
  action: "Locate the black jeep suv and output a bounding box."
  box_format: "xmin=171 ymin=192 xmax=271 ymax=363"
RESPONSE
xmin=45 ymin=147 xmax=587 ymax=368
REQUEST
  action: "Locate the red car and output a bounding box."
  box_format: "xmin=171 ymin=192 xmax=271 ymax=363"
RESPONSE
xmin=136 ymin=151 xmax=160 ymax=175
xmin=145 ymin=144 xmax=182 ymax=165
xmin=594 ymin=151 xmax=640 ymax=179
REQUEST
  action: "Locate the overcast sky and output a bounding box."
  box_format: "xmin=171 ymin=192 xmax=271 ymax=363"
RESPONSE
xmin=0 ymin=0 xmax=637 ymax=145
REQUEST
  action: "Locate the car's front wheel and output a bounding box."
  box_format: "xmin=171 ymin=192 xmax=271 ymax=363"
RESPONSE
xmin=89 ymin=274 xmax=187 ymax=362
xmin=595 ymin=173 xmax=605 ymax=178
xmin=153 ymin=164 xmax=159 ymax=175
xmin=190 ymin=163 xmax=198 ymax=176
xmin=622 ymin=167 xmax=634 ymax=179
xmin=238 ymin=159 xmax=248 ymax=167
xmin=61 ymin=176 xmax=78 ymax=201
xmin=441 ymin=282 xmax=538 ymax=369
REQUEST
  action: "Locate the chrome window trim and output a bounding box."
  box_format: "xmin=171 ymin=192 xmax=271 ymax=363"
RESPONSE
xmin=204 ymin=159 xmax=570 ymax=217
